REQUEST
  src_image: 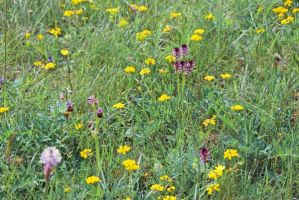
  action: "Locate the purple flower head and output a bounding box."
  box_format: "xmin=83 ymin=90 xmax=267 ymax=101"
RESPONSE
xmin=183 ymin=60 xmax=196 ymax=74
xmin=96 ymin=107 xmax=103 ymax=118
xmin=173 ymin=61 xmax=183 ymax=71
xmin=66 ymin=100 xmax=73 ymax=112
xmin=173 ymin=47 xmax=181 ymax=58
xmin=87 ymin=95 xmax=98 ymax=106
xmin=180 ymin=44 xmax=189 ymax=56
xmin=199 ymin=147 xmax=210 ymax=163
xmin=40 ymin=147 xmax=62 ymax=182
xmin=0 ymin=77 xmax=4 ymax=85
xmin=48 ymin=56 xmax=54 ymax=62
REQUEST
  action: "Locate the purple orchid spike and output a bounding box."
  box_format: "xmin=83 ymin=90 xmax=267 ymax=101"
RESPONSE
xmin=173 ymin=61 xmax=183 ymax=71
xmin=87 ymin=95 xmax=98 ymax=106
xmin=180 ymin=44 xmax=189 ymax=56
xmin=173 ymin=47 xmax=181 ymax=58
xmin=48 ymin=56 xmax=54 ymax=62
xmin=96 ymin=107 xmax=103 ymax=118
xmin=40 ymin=147 xmax=62 ymax=182
xmin=199 ymin=147 xmax=210 ymax=163
xmin=66 ymin=100 xmax=73 ymax=112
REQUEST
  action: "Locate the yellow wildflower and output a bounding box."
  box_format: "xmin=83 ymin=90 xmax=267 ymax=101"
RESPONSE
xmin=43 ymin=62 xmax=56 ymax=70
xmin=60 ymin=49 xmax=69 ymax=56
xmin=163 ymin=25 xmax=172 ymax=33
xmin=138 ymin=5 xmax=148 ymax=12
xmin=191 ymin=34 xmax=203 ymax=41
xmin=161 ymin=196 xmax=176 ymax=200
xmin=204 ymin=75 xmax=215 ymax=82
xmin=193 ymin=28 xmax=205 ymax=35
xmin=80 ymin=149 xmax=93 ymax=159
xmin=220 ymin=73 xmax=232 ymax=79
xmin=64 ymin=187 xmax=71 ymax=193
xmin=33 ymin=61 xmax=43 ymax=67
xmin=145 ymin=57 xmax=156 ymax=65
xmin=284 ymin=0 xmax=292 ymax=7
xmin=165 ymin=55 xmax=176 ymax=63
xmin=159 ymin=69 xmax=168 ymax=74
xmin=75 ymin=123 xmax=83 ymax=130
xmin=158 ymin=94 xmax=171 ymax=102
xmin=47 ymin=27 xmax=62 ymax=37
xmin=257 ymin=6 xmax=263 ymax=13
xmin=272 ymin=6 xmax=288 ymax=14
xmin=160 ymin=175 xmax=172 ymax=182
xmin=124 ymin=66 xmax=136 ymax=73
xmin=86 ymin=176 xmax=101 ymax=184
xmin=64 ymin=10 xmax=74 ymax=17
xmin=36 ymin=34 xmax=44 ymax=41
xmin=256 ymin=28 xmax=265 ymax=34
xmin=113 ymin=103 xmax=125 ymax=109
xmin=25 ymin=32 xmax=31 ymax=39
xmin=71 ymin=0 xmax=87 ymax=5
xmin=117 ymin=145 xmax=131 ymax=155
xmin=167 ymin=186 xmax=175 ymax=192
xmin=122 ymin=159 xmax=140 ymax=171
xmin=118 ymin=18 xmax=129 ymax=28
xmin=0 ymin=107 xmax=10 ymax=113
xmin=106 ymin=8 xmax=119 ymax=15
xmin=136 ymin=30 xmax=152 ymax=41
xmin=202 ymin=116 xmax=216 ymax=127
xmin=150 ymin=184 xmax=164 ymax=191
xmin=230 ymin=105 xmax=244 ymax=111
xmin=140 ymin=68 xmax=151 ymax=75
xmin=292 ymin=8 xmax=299 ymax=13
xmin=205 ymin=13 xmax=215 ymax=20
xmin=280 ymin=16 xmax=294 ymax=25
xmin=170 ymin=12 xmax=182 ymax=18
xmin=206 ymin=183 xmax=220 ymax=195
xmin=224 ymin=149 xmax=239 ymax=160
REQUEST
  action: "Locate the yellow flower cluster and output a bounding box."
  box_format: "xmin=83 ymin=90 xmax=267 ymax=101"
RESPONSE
xmin=130 ymin=4 xmax=148 ymax=12
xmin=106 ymin=8 xmax=119 ymax=15
xmin=36 ymin=34 xmax=44 ymax=40
xmin=208 ymin=165 xmax=225 ymax=180
xmin=165 ymin=55 xmax=176 ymax=63
xmin=224 ymin=149 xmax=239 ymax=160
xmin=71 ymin=0 xmax=87 ymax=5
xmin=272 ymin=1 xmax=296 ymax=25
xmin=158 ymin=94 xmax=171 ymax=102
xmin=230 ymin=105 xmax=244 ymax=111
xmin=122 ymin=159 xmax=140 ymax=171
xmin=204 ymin=75 xmax=215 ymax=82
xmin=160 ymin=175 xmax=173 ymax=183
xmin=60 ymin=49 xmax=69 ymax=56
xmin=118 ymin=18 xmax=129 ymax=28
xmin=158 ymin=195 xmax=176 ymax=200
xmin=205 ymin=12 xmax=215 ymax=20
xmin=202 ymin=115 xmax=216 ymax=127
xmin=163 ymin=25 xmax=172 ymax=33
xmin=124 ymin=66 xmax=136 ymax=73
xmin=170 ymin=12 xmax=182 ymax=18
xmin=63 ymin=9 xmax=83 ymax=17
xmin=145 ymin=57 xmax=156 ymax=65
xmin=191 ymin=28 xmax=205 ymax=41
xmin=256 ymin=28 xmax=265 ymax=34
xmin=64 ymin=187 xmax=71 ymax=193
xmin=206 ymin=183 xmax=220 ymax=195
xmin=86 ymin=176 xmax=101 ymax=184
xmin=75 ymin=123 xmax=83 ymax=130
xmin=47 ymin=27 xmax=62 ymax=37
xmin=136 ymin=30 xmax=152 ymax=41
xmin=33 ymin=61 xmax=56 ymax=70
xmin=80 ymin=149 xmax=93 ymax=159
xmin=117 ymin=145 xmax=131 ymax=155
xmin=113 ymin=103 xmax=125 ymax=109
xmin=220 ymin=73 xmax=232 ymax=79
xmin=0 ymin=107 xmax=10 ymax=113
xmin=140 ymin=68 xmax=151 ymax=75
xmin=150 ymin=183 xmax=164 ymax=191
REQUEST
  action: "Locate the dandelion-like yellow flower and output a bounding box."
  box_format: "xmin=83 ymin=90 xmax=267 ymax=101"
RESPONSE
xmin=160 ymin=175 xmax=172 ymax=182
xmin=0 ymin=107 xmax=10 ymax=113
xmin=113 ymin=103 xmax=125 ymax=109
xmin=272 ymin=6 xmax=288 ymax=14
xmin=136 ymin=30 xmax=152 ymax=41
xmin=60 ymin=49 xmax=69 ymax=56
xmin=202 ymin=116 xmax=216 ymax=127
xmin=43 ymin=62 xmax=56 ymax=70
xmin=205 ymin=13 xmax=215 ymax=20
xmin=64 ymin=10 xmax=74 ymax=17
xmin=170 ymin=12 xmax=182 ymax=18
xmin=167 ymin=186 xmax=176 ymax=192
xmin=71 ymin=0 xmax=87 ymax=5
xmin=124 ymin=66 xmax=136 ymax=73
xmin=47 ymin=27 xmax=62 ymax=37
xmin=230 ymin=105 xmax=244 ymax=111
xmin=284 ymin=0 xmax=292 ymax=7
xmin=64 ymin=187 xmax=71 ymax=193
xmin=160 ymin=196 xmax=176 ymax=200
xmin=191 ymin=34 xmax=203 ymax=41
xmin=206 ymin=183 xmax=220 ymax=195
xmin=256 ymin=28 xmax=265 ymax=34
xmin=138 ymin=5 xmax=148 ymax=12
xmin=220 ymin=73 xmax=232 ymax=79
xmin=33 ymin=61 xmax=43 ymax=67
xmin=165 ymin=55 xmax=176 ymax=63
xmin=140 ymin=68 xmax=151 ymax=75
xmin=118 ymin=18 xmax=129 ymax=28
xmin=224 ymin=149 xmax=239 ymax=160
xmin=280 ymin=16 xmax=294 ymax=25
xmin=75 ymin=9 xmax=83 ymax=15
xmin=159 ymin=69 xmax=168 ymax=74
xmin=117 ymin=145 xmax=131 ymax=155
xmin=163 ymin=25 xmax=172 ymax=33
xmin=122 ymin=159 xmax=140 ymax=171
xmin=75 ymin=123 xmax=83 ymax=130
xmin=80 ymin=149 xmax=93 ymax=159
xmin=24 ymin=32 xmax=31 ymax=39
xmin=292 ymin=8 xmax=299 ymax=13
xmin=145 ymin=58 xmax=156 ymax=65
xmin=158 ymin=94 xmax=171 ymax=102
xmin=150 ymin=184 xmax=164 ymax=191
xmin=86 ymin=176 xmax=101 ymax=184
xmin=36 ymin=34 xmax=44 ymax=41
xmin=106 ymin=8 xmax=119 ymax=15
xmin=194 ymin=28 xmax=205 ymax=35
xmin=204 ymin=75 xmax=215 ymax=82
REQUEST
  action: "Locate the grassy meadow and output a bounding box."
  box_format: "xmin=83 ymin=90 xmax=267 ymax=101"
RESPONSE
xmin=0 ymin=0 xmax=299 ymax=199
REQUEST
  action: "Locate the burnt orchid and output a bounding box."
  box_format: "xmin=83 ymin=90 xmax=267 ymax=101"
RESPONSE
xmin=200 ymin=147 xmax=210 ymax=163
